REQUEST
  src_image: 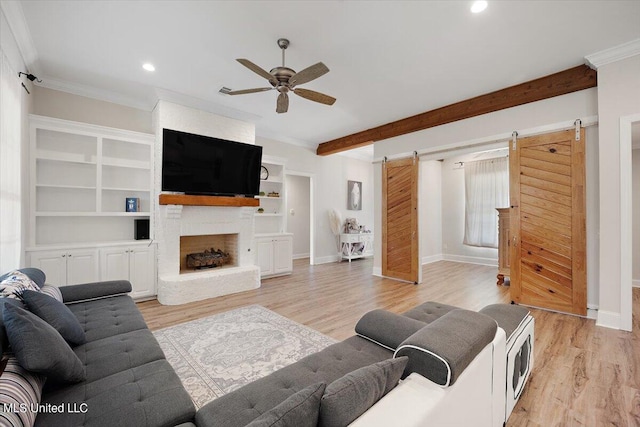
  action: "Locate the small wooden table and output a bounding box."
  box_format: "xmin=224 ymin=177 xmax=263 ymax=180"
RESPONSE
xmin=339 ymin=233 xmax=374 ymax=262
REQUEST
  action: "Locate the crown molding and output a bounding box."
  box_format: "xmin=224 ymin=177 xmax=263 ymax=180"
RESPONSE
xmin=585 ymin=38 xmax=640 ymax=69
xmin=0 ymin=0 xmax=41 ymax=73
xmin=38 ymin=76 xmax=155 ymax=111
xmin=155 ymin=88 xmax=262 ymax=124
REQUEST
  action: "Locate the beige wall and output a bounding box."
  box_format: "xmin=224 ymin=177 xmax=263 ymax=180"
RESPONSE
xmin=33 ymin=86 xmax=153 ymax=134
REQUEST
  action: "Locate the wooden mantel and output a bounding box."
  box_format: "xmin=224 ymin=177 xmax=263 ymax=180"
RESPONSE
xmin=159 ymin=194 xmax=259 ymax=207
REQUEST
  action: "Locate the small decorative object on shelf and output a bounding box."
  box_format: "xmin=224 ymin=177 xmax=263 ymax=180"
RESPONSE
xmin=257 ymin=208 xmax=264 ymax=213
xmin=267 ymin=191 xmax=280 ymax=198
xmin=260 ymin=166 xmax=269 ymax=180
xmin=259 ymin=191 xmax=266 ymax=196
xmin=126 ymin=197 xmax=140 ymax=212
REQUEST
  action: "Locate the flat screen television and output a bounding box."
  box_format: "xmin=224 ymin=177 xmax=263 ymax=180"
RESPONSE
xmin=161 ymin=128 xmax=263 ymax=197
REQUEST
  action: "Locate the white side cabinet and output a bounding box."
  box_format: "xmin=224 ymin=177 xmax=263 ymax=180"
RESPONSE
xmin=255 ymin=234 xmax=293 ymax=278
xmin=28 ymin=249 xmax=99 ymax=286
xmin=100 ymin=245 xmax=156 ymax=299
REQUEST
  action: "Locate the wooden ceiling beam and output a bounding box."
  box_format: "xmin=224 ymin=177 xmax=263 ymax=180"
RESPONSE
xmin=316 ymin=64 xmax=597 ymax=156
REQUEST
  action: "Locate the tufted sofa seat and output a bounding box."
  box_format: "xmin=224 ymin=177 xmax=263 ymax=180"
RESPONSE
xmin=32 ymin=281 xmax=196 ymax=427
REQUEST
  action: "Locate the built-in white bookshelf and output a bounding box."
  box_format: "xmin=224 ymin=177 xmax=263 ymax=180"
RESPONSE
xmin=255 ymin=157 xmax=286 ymax=235
xmin=29 ymin=115 xmax=154 ymax=246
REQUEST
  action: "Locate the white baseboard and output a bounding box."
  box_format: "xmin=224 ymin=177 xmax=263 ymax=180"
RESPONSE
xmin=421 ymin=254 xmax=444 ymax=265
xmin=372 ymin=266 xmax=382 ymax=277
xmin=633 ymin=279 xmax=640 ymax=288
xmin=293 ymin=253 xmax=310 ymax=260
xmin=442 ymin=254 xmax=498 ymax=267
xmin=596 ymin=310 xmax=621 ymax=330
xmin=314 ymin=255 xmax=340 ymax=265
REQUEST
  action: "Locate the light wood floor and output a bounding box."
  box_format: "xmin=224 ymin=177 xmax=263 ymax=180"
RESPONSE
xmin=138 ymin=259 xmax=640 ymax=426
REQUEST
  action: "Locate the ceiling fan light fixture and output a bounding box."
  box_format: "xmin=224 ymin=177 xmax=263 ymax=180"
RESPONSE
xmin=471 ymin=0 xmax=488 ymax=13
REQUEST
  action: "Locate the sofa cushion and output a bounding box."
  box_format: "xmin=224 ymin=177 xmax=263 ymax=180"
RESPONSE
xmin=401 ymin=301 xmax=459 ymax=324
xmin=246 ymin=382 xmax=326 ymax=427
xmin=479 ymin=303 xmax=530 ymax=342
xmin=0 ymin=298 xmax=25 ymax=355
xmin=196 ymin=336 xmax=392 ymax=427
xmin=3 ymin=304 xmax=86 ymax=383
xmin=67 ymin=295 xmax=148 ymax=342
xmin=318 ymin=357 xmax=408 ymax=427
xmin=22 ymin=290 xmax=86 ymax=346
xmin=72 ymin=329 xmax=166 ymax=383
xmin=0 ymin=357 xmax=46 ymax=427
xmin=37 ymin=359 xmax=196 ymax=427
xmin=395 ymin=309 xmax=497 ymax=386
xmin=355 ymin=309 xmax=426 ymax=350
xmin=40 ymin=284 xmax=63 ymax=302
xmin=0 ymin=270 xmax=41 ymax=300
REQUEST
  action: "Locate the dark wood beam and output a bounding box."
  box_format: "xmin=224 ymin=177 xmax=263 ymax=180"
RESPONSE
xmin=316 ymin=64 xmax=597 ymax=156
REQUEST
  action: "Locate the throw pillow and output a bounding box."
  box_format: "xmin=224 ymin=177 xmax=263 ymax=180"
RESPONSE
xmin=40 ymin=284 xmax=63 ymax=302
xmin=3 ymin=304 xmax=86 ymax=383
xmin=0 ymin=270 xmax=40 ymax=300
xmin=318 ymin=357 xmax=408 ymax=427
xmin=0 ymin=357 xmax=46 ymax=427
xmin=0 ymin=268 xmax=46 ymax=288
xmin=21 ymin=290 xmax=86 ymax=346
xmin=246 ymin=382 xmax=326 ymax=427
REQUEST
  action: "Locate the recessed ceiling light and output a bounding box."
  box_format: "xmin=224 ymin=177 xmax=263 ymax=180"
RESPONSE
xmin=142 ymin=63 xmax=155 ymax=72
xmin=471 ymin=1 xmax=488 ymax=13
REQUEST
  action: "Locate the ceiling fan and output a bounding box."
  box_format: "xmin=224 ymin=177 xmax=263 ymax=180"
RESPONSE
xmin=227 ymin=38 xmax=336 ymax=114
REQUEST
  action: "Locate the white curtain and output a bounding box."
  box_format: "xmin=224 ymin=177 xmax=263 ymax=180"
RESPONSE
xmin=463 ymin=157 xmax=509 ymax=248
xmin=0 ymin=49 xmax=23 ymax=271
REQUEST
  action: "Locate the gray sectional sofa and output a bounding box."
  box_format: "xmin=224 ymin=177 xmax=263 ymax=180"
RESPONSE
xmin=1 ymin=268 xmax=532 ymax=427
xmin=0 ymin=270 xmax=196 ymax=427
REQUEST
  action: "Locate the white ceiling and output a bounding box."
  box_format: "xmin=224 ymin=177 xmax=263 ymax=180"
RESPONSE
xmin=11 ymin=1 xmax=640 ymax=151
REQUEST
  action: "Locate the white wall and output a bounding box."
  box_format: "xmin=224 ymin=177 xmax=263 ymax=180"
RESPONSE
xmin=596 ymin=55 xmax=640 ymax=330
xmin=286 ymin=174 xmax=311 ymax=259
xmin=633 ymin=149 xmax=640 ymax=286
xmin=0 ymin=7 xmax=32 ymax=271
xmin=419 ymin=160 xmax=442 ymax=264
xmin=256 ymin=137 xmax=374 ymax=264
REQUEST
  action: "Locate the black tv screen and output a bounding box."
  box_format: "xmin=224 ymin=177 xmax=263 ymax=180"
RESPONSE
xmin=161 ymin=128 xmax=262 ymax=197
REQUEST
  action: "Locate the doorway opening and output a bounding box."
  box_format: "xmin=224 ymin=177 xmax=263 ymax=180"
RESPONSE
xmin=285 ymin=172 xmax=314 ymax=265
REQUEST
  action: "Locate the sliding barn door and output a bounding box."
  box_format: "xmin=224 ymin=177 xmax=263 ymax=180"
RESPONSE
xmin=510 ymin=128 xmax=586 ymax=315
xmin=382 ymin=156 xmax=419 ymax=283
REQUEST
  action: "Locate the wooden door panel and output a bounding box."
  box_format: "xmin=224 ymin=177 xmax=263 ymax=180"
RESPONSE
xmin=382 ymin=156 xmax=419 ymax=283
xmin=510 ymin=128 xmax=586 ymax=316
xmin=520 ymin=185 xmax=572 ymax=207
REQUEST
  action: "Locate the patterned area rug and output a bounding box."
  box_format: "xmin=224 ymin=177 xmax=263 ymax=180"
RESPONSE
xmin=154 ymin=305 xmax=337 ymax=408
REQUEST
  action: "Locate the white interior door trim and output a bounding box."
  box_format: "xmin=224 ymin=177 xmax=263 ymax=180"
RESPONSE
xmin=285 ymin=170 xmax=315 ymax=265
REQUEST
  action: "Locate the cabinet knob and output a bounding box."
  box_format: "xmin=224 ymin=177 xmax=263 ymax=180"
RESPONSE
xmin=62 ymin=254 xmax=66 ymax=257
xmin=68 ymin=254 xmax=72 ymax=257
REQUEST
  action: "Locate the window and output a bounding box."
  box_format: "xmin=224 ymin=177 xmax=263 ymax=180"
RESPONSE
xmin=463 ymin=157 xmax=509 ymax=248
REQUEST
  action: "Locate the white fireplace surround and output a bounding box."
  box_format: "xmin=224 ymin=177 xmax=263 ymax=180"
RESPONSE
xmin=156 ymin=204 xmax=260 ymax=305
xmin=153 ymin=100 xmax=260 ymax=305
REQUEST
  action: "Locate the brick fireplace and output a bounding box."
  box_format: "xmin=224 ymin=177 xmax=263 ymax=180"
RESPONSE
xmin=155 ymin=204 xmax=260 ymax=305
xmin=180 ymin=233 xmax=238 ymax=273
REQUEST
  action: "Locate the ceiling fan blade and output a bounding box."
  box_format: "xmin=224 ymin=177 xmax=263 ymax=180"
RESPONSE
xmin=236 ymin=59 xmax=277 ymax=84
xmin=227 ymin=87 xmax=273 ymax=95
xmin=276 ymin=92 xmax=289 ymax=114
xmin=293 ymin=88 xmax=336 ymax=106
xmin=289 ymin=62 xmax=329 ymax=86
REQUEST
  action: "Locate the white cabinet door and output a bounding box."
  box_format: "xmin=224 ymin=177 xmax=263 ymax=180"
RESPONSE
xmin=129 ymin=246 xmax=156 ymax=299
xmin=273 ymin=237 xmax=293 ymax=274
xmin=100 ymin=247 xmax=130 ymax=281
xmin=65 ymin=249 xmax=99 ymax=285
xmin=29 ymin=249 xmax=98 ymax=286
xmin=29 ymin=250 xmax=67 ymax=286
xmin=256 ymin=238 xmax=275 ymax=277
